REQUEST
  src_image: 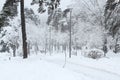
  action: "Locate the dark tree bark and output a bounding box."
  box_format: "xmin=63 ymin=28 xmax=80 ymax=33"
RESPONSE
xmin=103 ymin=39 xmax=108 ymax=56
xmin=20 ymin=0 xmax=28 ymax=59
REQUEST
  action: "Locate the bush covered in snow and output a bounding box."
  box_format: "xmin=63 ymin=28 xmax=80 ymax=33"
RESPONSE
xmin=82 ymin=49 xmax=104 ymax=59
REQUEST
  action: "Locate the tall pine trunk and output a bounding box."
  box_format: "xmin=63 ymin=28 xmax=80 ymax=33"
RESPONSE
xmin=20 ymin=0 xmax=28 ymax=59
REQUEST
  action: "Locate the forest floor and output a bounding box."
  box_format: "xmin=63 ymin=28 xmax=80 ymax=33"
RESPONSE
xmin=0 ymin=51 xmax=120 ymax=80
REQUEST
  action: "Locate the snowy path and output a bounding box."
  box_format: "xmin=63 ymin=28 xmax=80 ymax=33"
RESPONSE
xmin=66 ymin=61 xmax=120 ymax=80
xmin=42 ymin=54 xmax=120 ymax=80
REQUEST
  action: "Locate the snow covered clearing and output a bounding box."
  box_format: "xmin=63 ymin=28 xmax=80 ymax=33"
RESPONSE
xmin=0 ymin=52 xmax=120 ymax=80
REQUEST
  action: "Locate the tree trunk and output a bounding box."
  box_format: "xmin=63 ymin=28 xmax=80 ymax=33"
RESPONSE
xmin=13 ymin=45 xmax=16 ymax=57
xmin=69 ymin=9 xmax=72 ymax=58
xmin=103 ymin=38 xmax=108 ymax=57
xmin=20 ymin=0 xmax=28 ymax=59
xmin=114 ymin=38 xmax=119 ymax=53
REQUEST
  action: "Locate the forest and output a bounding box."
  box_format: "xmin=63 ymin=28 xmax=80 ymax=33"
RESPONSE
xmin=0 ymin=0 xmax=120 ymax=80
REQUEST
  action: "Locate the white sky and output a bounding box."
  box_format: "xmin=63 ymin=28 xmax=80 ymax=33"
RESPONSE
xmin=0 ymin=0 xmax=6 ymax=11
xmin=60 ymin=0 xmax=73 ymax=10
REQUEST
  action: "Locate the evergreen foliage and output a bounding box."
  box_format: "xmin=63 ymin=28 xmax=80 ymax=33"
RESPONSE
xmin=104 ymin=0 xmax=120 ymax=53
xmin=0 ymin=0 xmax=18 ymax=28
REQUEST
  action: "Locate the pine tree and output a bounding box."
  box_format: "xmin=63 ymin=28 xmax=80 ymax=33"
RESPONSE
xmin=0 ymin=0 xmax=18 ymax=28
xmin=31 ymin=0 xmax=60 ymax=25
xmin=104 ymin=0 xmax=120 ymax=53
xmin=21 ymin=0 xmax=61 ymax=58
xmin=24 ymin=8 xmax=40 ymax=26
xmin=0 ymin=0 xmax=18 ymax=54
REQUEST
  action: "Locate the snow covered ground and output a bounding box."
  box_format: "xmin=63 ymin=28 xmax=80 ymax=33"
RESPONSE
xmin=0 ymin=52 xmax=120 ymax=80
